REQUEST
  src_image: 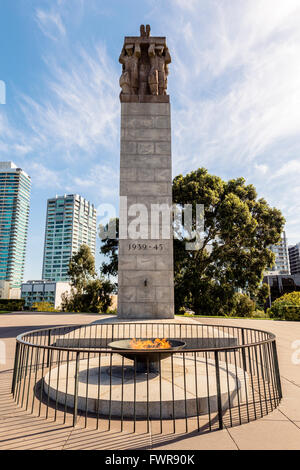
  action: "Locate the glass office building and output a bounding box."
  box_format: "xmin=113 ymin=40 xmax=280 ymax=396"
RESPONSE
xmin=0 ymin=162 xmax=31 ymax=288
xmin=42 ymin=194 xmax=97 ymax=281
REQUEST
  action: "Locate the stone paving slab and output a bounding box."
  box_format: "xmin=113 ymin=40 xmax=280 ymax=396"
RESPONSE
xmin=227 ymin=419 xmax=300 ymax=450
xmin=151 ymin=428 xmax=238 ymax=450
xmin=64 ymin=428 xmax=151 ymax=451
xmin=275 ymin=378 xmax=300 ymax=421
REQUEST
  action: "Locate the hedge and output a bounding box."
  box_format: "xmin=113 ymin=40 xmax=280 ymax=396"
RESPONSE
xmin=0 ymin=299 xmax=25 ymax=311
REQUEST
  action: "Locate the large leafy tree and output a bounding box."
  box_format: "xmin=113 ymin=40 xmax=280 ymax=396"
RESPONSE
xmin=68 ymin=244 xmax=96 ymax=293
xmin=173 ymin=168 xmax=284 ymax=314
xmin=62 ymin=244 xmax=114 ymax=313
xmin=100 ymin=168 xmax=285 ymax=315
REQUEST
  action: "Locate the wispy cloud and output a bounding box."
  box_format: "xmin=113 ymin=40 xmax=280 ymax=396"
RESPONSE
xmin=0 ymin=2 xmax=121 ymax=213
xmin=0 ymin=22 xmax=121 ymax=203
xmin=20 ymin=44 xmax=119 ymax=158
xmin=172 ymin=0 xmax=199 ymax=12
xmin=254 ymin=163 xmax=269 ymax=176
xmin=271 ymin=160 xmax=300 ymax=180
xmin=159 ymin=0 xmax=300 ymax=175
xmin=147 ymin=0 xmax=300 ymax=243
xmin=36 ymin=8 xmax=66 ymax=41
xmin=0 ymin=109 xmax=33 ymax=156
xmin=73 ymin=164 xmax=119 ymax=199
xmin=28 ymin=162 xmax=63 ymax=189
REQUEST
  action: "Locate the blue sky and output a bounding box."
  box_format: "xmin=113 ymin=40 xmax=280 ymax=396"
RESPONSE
xmin=1 ymin=0 xmax=300 ymax=281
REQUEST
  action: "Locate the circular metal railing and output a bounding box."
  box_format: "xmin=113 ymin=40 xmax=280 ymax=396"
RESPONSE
xmin=11 ymin=322 xmax=282 ymax=434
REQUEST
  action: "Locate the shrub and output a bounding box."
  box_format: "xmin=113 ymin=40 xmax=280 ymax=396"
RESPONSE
xmin=107 ymin=307 xmax=117 ymax=315
xmin=177 ymin=306 xmax=186 ymax=315
xmin=251 ymin=309 xmax=270 ymax=319
xmin=268 ymin=291 xmax=300 ymax=321
xmin=31 ymin=301 xmax=56 ymax=312
xmin=232 ymin=293 xmax=256 ymax=317
xmin=0 ymin=299 xmax=25 ymax=311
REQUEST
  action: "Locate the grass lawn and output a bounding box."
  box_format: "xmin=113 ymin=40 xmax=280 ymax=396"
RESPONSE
xmin=177 ymin=313 xmax=280 ymax=320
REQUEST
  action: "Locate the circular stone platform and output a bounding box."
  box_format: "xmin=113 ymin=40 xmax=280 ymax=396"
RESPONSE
xmin=44 ymin=355 xmax=248 ymax=419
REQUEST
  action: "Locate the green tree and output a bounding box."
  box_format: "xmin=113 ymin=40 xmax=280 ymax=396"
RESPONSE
xmin=173 ymin=168 xmax=285 ymax=314
xmin=62 ymin=244 xmax=114 ymax=313
xmin=255 ymin=283 xmax=270 ymax=310
xmin=100 ymin=168 xmax=285 ymax=316
xmin=68 ymin=244 xmax=96 ymax=293
xmin=61 ymin=278 xmax=113 ymax=313
xmin=231 ymin=293 xmax=256 ymax=317
xmin=83 ymin=279 xmax=114 ymax=312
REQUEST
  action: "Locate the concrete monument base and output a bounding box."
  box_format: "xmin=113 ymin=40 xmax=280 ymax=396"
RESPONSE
xmin=118 ymin=102 xmax=174 ymax=320
xmin=44 ymin=355 xmax=248 ymax=419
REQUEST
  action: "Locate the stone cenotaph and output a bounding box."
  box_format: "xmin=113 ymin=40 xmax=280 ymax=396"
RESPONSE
xmin=118 ymin=25 xmax=174 ymax=319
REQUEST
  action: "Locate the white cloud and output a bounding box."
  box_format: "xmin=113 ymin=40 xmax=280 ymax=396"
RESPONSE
xmin=173 ymin=0 xmax=199 ymax=12
xmin=73 ymin=165 xmax=119 ymax=199
xmin=0 ymin=112 xmax=12 ymax=138
xmin=149 ymin=0 xmax=300 ymax=244
xmin=271 ymin=160 xmax=300 ymax=180
xmin=0 ymin=110 xmax=33 ymax=156
xmin=254 ymin=163 xmax=269 ymax=175
xmin=161 ymin=0 xmax=300 ymax=175
xmin=12 ymin=144 xmax=32 ymax=156
xmin=28 ymin=162 xmax=62 ymax=188
xmin=36 ymin=8 xmax=66 ymax=41
xmin=20 ymin=44 xmax=119 ymax=158
xmin=1 ymin=4 xmax=121 ymax=217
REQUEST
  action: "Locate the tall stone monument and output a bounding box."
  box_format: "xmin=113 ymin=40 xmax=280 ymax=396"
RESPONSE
xmin=118 ymin=25 xmax=174 ymax=319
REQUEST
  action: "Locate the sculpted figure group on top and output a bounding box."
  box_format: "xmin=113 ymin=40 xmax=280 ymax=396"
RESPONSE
xmin=119 ymin=25 xmax=171 ymax=97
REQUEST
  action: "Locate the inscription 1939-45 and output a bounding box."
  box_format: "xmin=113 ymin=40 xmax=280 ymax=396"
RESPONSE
xmin=128 ymin=243 xmax=166 ymax=251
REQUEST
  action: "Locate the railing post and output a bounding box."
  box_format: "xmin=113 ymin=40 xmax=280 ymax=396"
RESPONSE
xmin=46 ymin=330 xmax=51 ymax=367
xmin=241 ymin=328 xmax=247 ymax=371
xmin=272 ymin=341 xmax=282 ymax=401
xmin=214 ymin=350 xmax=223 ymax=430
xmin=73 ymin=351 xmax=80 ymax=427
xmin=11 ymin=342 xmax=20 ymax=395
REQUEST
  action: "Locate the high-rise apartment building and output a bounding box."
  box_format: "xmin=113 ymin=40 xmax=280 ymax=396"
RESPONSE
xmin=266 ymin=230 xmax=290 ymax=275
xmin=42 ymin=194 xmax=97 ymax=281
xmin=0 ymin=162 xmax=31 ymax=288
xmin=288 ymin=243 xmax=300 ymax=275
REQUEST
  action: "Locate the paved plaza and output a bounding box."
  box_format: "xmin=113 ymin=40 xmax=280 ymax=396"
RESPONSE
xmin=0 ymin=312 xmax=300 ymax=450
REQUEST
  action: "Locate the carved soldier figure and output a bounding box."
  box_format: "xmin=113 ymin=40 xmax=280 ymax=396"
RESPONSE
xmin=119 ymin=26 xmax=171 ymax=97
xmin=147 ymin=44 xmax=158 ymax=95
xmin=119 ymin=44 xmax=140 ymax=95
xmin=139 ymin=61 xmax=151 ymax=96
xmin=148 ymin=44 xmax=171 ymax=95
